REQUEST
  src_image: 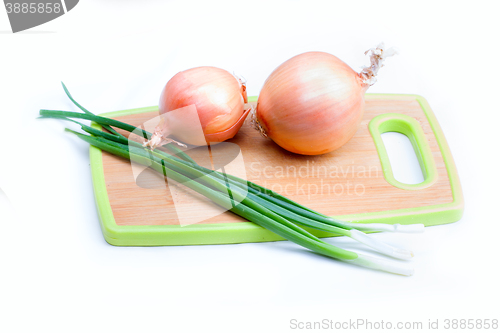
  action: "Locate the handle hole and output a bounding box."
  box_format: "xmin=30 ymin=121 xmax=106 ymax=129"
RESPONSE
xmin=381 ymin=132 xmax=425 ymax=185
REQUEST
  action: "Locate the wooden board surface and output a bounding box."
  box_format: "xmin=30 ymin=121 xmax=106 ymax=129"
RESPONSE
xmin=101 ymin=97 xmax=453 ymax=226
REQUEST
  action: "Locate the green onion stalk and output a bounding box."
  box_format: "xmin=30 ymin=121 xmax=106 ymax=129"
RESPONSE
xmin=38 ymin=83 xmax=424 ymax=276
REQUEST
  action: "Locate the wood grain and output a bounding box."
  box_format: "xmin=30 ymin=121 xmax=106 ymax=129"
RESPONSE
xmin=101 ymin=97 xmax=453 ymax=226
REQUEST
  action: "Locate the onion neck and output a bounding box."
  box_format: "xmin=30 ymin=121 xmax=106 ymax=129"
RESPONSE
xmin=359 ymin=42 xmax=397 ymax=86
xmin=233 ymin=73 xmax=248 ymax=103
xmin=360 ymin=80 xmax=371 ymax=94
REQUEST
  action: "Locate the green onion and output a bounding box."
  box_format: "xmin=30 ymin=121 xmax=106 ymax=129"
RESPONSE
xmin=38 ymin=84 xmax=423 ymax=276
xmin=65 ymin=127 xmax=413 ymax=275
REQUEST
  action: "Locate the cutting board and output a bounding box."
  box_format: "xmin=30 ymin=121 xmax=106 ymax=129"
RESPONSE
xmin=90 ymin=94 xmax=463 ymax=246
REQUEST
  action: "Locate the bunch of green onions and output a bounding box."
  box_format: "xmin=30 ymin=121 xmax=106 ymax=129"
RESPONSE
xmin=39 ymin=83 xmax=424 ymax=276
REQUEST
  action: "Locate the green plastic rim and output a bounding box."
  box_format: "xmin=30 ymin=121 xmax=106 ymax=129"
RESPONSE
xmin=369 ymin=113 xmax=437 ymax=190
xmin=89 ymin=94 xmax=464 ymax=246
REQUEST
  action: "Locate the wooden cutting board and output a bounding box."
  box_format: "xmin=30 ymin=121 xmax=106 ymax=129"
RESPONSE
xmin=90 ymin=94 xmax=463 ymax=246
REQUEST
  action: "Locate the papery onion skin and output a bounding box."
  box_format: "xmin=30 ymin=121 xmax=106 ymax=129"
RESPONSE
xmin=256 ymin=52 xmax=369 ymax=155
xmin=159 ymin=66 xmax=247 ymax=143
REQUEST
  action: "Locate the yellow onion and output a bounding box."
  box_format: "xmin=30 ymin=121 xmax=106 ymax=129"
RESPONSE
xmin=145 ymin=66 xmax=250 ymax=148
xmin=253 ymin=43 xmax=396 ymax=155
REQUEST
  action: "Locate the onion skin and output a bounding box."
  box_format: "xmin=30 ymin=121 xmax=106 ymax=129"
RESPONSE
xmin=256 ymin=52 xmax=369 ymax=155
xmin=159 ymin=66 xmax=248 ymax=145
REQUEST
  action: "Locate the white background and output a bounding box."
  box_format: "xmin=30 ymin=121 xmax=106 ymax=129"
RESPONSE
xmin=1 ymin=1 xmax=499 ymax=332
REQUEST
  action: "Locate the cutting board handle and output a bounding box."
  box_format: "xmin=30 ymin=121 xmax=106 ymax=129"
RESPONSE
xmin=369 ymin=113 xmax=437 ymax=191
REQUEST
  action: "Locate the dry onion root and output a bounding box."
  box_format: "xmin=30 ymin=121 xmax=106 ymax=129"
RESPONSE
xmin=144 ymin=66 xmax=251 ymax=148
xmin=253 ymin=43 xmax=397 ymax=155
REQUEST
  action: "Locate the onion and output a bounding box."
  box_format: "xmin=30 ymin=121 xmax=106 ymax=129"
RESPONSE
xmin=252 ymin=43 xmax=396 ymax=155
xmin=145 ymin=66 xmax=250 ymax=148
